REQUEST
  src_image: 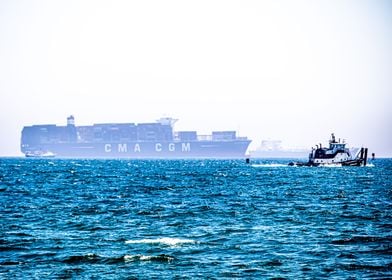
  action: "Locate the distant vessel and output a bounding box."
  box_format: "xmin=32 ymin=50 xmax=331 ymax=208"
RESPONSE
xmin=289 ymin=134 xmax=368 ymax=166
xmin=250 ymin=139 xmax=308 ymax=158
xmin=25 ymin=151 xmax=56 ymax=158
xmin=21 ymin=116 xmax=251 ymax=158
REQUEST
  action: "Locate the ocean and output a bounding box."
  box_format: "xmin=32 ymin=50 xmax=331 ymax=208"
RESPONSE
xmin=0 ymin=158 xmax=391 ymax=279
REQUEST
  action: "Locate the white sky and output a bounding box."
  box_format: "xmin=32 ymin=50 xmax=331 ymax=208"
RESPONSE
xmin=0 ymin=0 xmax=391 ymax=156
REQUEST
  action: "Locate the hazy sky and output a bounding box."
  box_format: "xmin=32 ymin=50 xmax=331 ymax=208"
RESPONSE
xmin=0 ymin=0 xmax=391 ymax=156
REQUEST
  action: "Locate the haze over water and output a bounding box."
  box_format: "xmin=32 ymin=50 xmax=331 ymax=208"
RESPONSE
xmin=1 ymin=158 xmax=391 ymax=278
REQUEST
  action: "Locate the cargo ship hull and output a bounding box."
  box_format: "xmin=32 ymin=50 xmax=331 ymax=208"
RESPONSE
xmin=21 ymin=140 xmax=251 ymax=158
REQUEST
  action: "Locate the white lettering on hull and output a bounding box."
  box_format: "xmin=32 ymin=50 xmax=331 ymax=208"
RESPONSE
xmin=118 ymin=144 xmax=127 ymax=152
xmin=103 ymin=143 xmax=192 ymax=153
xmin=182 ymin=143 xmax=191 ymax=152
xmin=169 ymin=143 xmax=175 ymax=151
xmin=155 ymin=143 xmax=162 ymax=152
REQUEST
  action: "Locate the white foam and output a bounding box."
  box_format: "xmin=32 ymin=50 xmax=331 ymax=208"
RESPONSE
xmin=252 ymin=225 xmax=273 ymax=231
xmin=124 ymin=255 xmax=154 ymax=261
xmin=124 ymin=254 xmax=174 ymax=262
xmin=251 ymin=163 xmax=287 ymax=168
xmin=125 ymin=237 xmax=196 ymax=246
xmin=322 ymin=164 xmax=342 ymax=168
xmin=139 ymin=255 xmax=153 ymax=261
xmin=124 ymin=255 xmax=137 ymax=261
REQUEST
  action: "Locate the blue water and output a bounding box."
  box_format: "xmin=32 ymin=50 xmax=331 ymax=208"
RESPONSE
xmin=1 ymin=158 xmax=391 ymax=279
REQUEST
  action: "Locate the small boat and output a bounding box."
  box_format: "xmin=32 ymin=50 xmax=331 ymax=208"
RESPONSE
xmin=289 ymin=134 xmax=368 ymax=167
xmin=25 ymin=151 xmax=56 ymax=158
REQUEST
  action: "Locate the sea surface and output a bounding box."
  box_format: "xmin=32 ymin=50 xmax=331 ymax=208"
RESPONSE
xmin=0 ymin=158 xmax=391 ymax=279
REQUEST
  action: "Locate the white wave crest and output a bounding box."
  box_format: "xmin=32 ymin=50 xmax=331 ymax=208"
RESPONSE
xmin=125 ymin=237 xmax=196 ymax=246
xmin=251 ymin=163 xmax=288 ymax=168
xmin=124 ymin=254 xmax=174 ymax=262
xmin=252 ymin=225 xmax=273 ymax=231
xmin=124 ymin=255 xmax=137 ymax=262
xmin=322 ymin=164 xmax=342 ymax=168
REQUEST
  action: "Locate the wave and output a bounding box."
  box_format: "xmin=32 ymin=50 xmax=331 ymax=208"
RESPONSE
xmin=125 ymin=237 xmax=196 ymax=246
xmin=61 ymin=253 xmax=175 ymax=264
xmin=252 ymin=225 xmax=273 ymax=231
xmin=124 ymin=254 xmax=174 ymax=263
xmin=62 ymin=253 xmax=100 ymax=264
xmin=340 ymin=262 xmax=392 ymax=271
xmin=0 ymin=261 xmax=21 ymax=266
xmin=331 ymin=235 xmax=392 ymax=245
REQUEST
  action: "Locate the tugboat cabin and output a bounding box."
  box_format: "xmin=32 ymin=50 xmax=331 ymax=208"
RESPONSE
xmin=310 ymin=134 xmax=350 ymax=164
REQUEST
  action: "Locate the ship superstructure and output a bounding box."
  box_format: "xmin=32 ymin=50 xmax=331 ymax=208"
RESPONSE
xmin=250 ymin=139 xmax=309 ymax=158
xmin=21 ymin=116 xmax=251 ymax=158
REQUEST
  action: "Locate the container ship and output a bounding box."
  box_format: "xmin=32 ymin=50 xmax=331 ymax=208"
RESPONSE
xmin=21 ymin=116 xmax=251 ymax=158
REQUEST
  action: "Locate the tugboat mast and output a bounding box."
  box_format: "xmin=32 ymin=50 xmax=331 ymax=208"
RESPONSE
xmin=330 ymin=133 xmax=336 ymax=144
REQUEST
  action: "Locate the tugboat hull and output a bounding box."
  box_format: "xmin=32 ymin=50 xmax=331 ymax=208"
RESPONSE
xmin=289 ymin=159 xmax=364 ymax=167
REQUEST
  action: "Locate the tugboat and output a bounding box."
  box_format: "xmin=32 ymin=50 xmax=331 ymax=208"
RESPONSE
xmin=289 ymin=134 xmax=368 ymax=167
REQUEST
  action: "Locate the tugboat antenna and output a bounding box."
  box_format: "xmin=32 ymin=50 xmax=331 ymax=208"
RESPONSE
xmin=331 ymin=133 xmax=336 ymax=143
